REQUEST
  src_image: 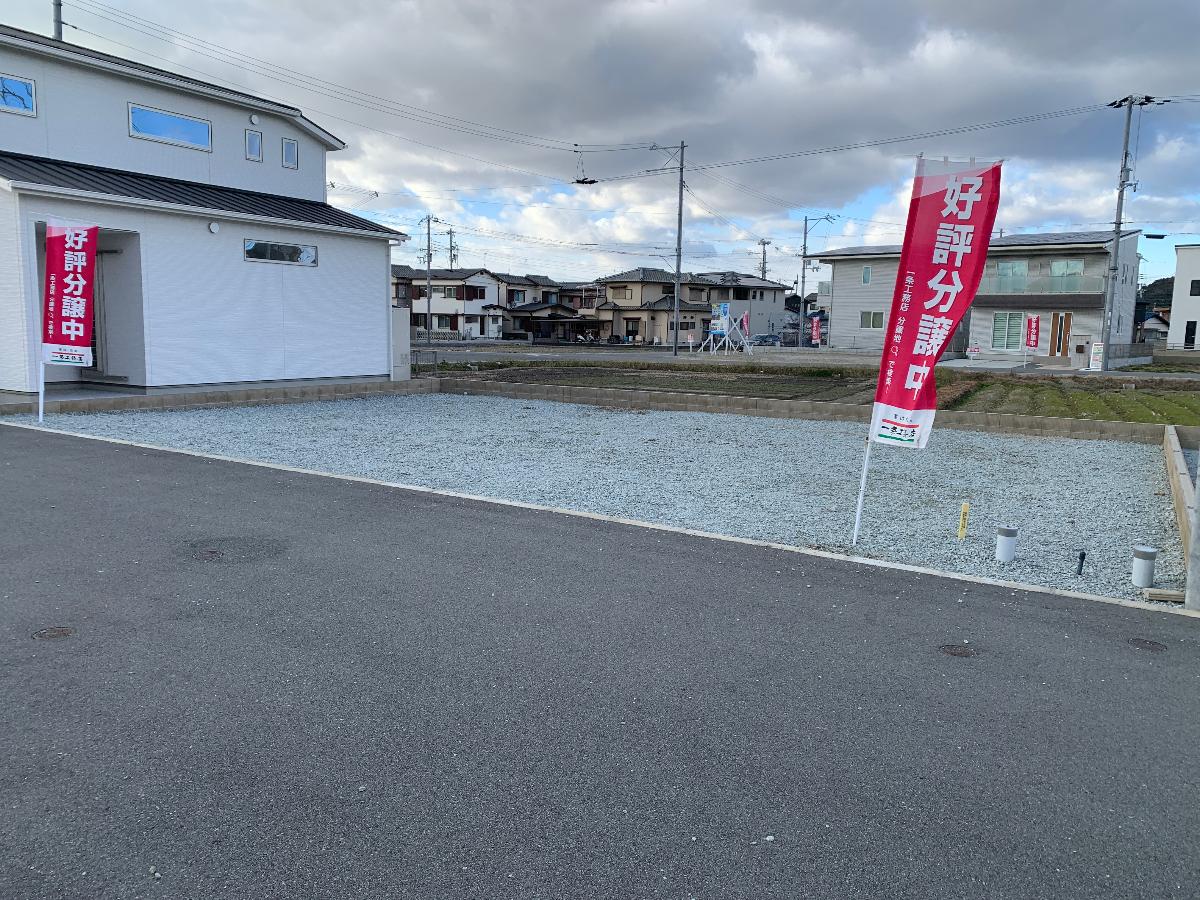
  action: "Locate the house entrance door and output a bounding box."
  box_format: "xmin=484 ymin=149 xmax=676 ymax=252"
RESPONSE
xmin=1048 ymin=312 xmax=1073 ymax=357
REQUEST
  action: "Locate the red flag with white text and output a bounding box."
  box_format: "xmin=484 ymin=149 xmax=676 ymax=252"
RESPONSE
xmin=870 ymin=159 xmax=1002 ymax=448
xmin=42 ymin=219 xmax=99 ymax=367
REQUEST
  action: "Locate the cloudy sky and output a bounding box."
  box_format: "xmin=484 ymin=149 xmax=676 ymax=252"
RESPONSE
xmin=10 ymin=0 xmax=1200 ymax=283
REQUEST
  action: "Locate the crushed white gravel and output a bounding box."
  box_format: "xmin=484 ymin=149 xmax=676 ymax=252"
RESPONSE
xmin=22 ymin=394 xmax=1185 ymax=600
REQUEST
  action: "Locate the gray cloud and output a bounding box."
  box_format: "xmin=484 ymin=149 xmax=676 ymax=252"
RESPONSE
xmin=8 ymin=0 xmax=1199 ymax=277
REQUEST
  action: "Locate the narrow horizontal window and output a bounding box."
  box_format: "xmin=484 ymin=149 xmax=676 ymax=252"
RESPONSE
xmin=129 ymin=103 xmax=211 ymax=151
xmin=245 ymin=129 xmax=262 ymax=162
xmin=282 ymin=137 xmax=299 ymax=169
xmin=0 ymin=73 xmax=36 ymax=117
xmin=244 ymin=239 xmax=317 ymax=266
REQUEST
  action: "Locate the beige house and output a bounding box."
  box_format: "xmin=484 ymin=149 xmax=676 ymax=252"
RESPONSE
xmin=595 ymin=267 xmax=717 ymax=344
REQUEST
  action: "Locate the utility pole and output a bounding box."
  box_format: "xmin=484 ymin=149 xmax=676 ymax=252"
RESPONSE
xmin=1101 ymin=95 xmax=1153 ymax=371
xmin=758 ymin=238 xmax=771 ymax=280
xmin=424 ymin=214 xmax=433 ymax=348
xmin=671 ymin=140 xmax=686 ymax=357
xmin=53 ymin=0 xmax=63 ymax=40
xmin=447 ymin=227 xmax=458 ymax=269
xmin=798 ymin=215 xmax=833 ymax=346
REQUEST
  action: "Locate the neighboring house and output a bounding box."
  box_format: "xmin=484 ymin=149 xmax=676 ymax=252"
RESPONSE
xmin=559 ymin=281 xmax=605 ymax=311
xmin=398 ymin=267 xmax=504 ymax=338
xmin=594 ymin=267 xmax=716 ymax=344
xmin=1165 ymin=245 xmax=1200 ymax=349
xmin=697 ymin=272 xmax=791 ymax=335
xmin=818 ymin=230 xmax=1141 ymax=367
xmin=1141 ymin=311 xmax=1170 ymax=343
xmin=0 ymin=24 xmax=406 ymax=393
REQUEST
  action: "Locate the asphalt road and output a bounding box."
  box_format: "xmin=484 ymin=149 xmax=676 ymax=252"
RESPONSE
xmin=1 ymin=425 xmax=1197 ymax=899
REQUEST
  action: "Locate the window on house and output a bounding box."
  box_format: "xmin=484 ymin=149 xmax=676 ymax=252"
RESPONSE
xmin=508 ymin=289 xmax=526 ymax=305
xmin=610 ymin=286 xmax=631 ymax=300
xmin=434 ymin=314 xmax=453 ymax=329
xmin=245 ymin=129 xmax=262 ymax=162
xmin=467 ymin=286 xmax=487 ymax=300
xmin=0 ymin=73 xmax=36 ymax=117
xmin=1190 ymin=280 xmax=1200 ymax=296
xmin=859 ymin=311 xmax=885 ymax=329
xmin=862 ymin=266 xmax=872 ymax=285
xmin=991 ymin=312 xmax=1025 ymax=350
xmin=1050 ymin=259 xmax=1084 ymax=276
xmin=244 ymin=239 xmax=317 ymax=266
xmin=282 ymin=137 xmax=299 ymax=169
xmin=129 ymin=103 xmax=211 ymax=151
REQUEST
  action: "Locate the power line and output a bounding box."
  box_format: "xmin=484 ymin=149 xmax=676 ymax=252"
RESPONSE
xmin=64 ymin=0 xmax=655 ymax=153
xmin=67 ymin=24 xmax=572 ymax=183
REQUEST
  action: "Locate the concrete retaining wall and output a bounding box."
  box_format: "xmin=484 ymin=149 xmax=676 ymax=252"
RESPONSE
xmin=435 ymin=378 xmax=1167 ymax=444
xmin=1165 ymin=425 xmax=1196 ymax=566
xmin=0 ymin=377 xmax=438 ymax=416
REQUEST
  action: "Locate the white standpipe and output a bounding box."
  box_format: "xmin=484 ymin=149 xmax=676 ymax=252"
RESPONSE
xmin=995 ymin=526 xmax=1017 ymax=563
xmin=1131 ymin=545 xmax=1158 ymax=589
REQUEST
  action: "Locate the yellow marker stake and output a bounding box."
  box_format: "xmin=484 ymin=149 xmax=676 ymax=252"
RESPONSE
xmin=958 ymin=502 xmax=970 ymax=541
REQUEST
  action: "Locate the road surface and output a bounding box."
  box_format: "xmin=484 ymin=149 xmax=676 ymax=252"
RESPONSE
xmin=1 ymin=425 xmax=1197 ymax=899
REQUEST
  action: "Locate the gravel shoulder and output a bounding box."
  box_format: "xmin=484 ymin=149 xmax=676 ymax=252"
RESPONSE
xmin=17 ymin=394 xmax=1184 ymax=600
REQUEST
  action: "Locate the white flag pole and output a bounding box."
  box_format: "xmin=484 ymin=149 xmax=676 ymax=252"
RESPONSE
xmin=851 ymin=437 xmax=873 ymax=546
xmin=38 ymin=356 xmax=44 ymax=423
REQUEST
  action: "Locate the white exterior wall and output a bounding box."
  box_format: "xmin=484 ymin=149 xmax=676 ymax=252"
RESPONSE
xmin=0 ymin=45 xmax=329 ymax=201
xmin=723 ymin=289 xmax=787 ymax=335
xmin=827 ymin=258 xmax=898 ymax=350
xmin=0 ymin=185 xmax=30 ymax=391
xmin=1166 ymin=246 xmax=1200 ymax=348
xmin=10 ymin=192 xmax=391 ymax=391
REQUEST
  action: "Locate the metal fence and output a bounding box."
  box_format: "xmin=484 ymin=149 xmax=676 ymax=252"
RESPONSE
xmin=410 ymin=349 xmax=440 ymax=376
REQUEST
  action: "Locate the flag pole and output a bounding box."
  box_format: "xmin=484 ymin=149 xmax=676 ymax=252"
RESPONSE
xmin=37 ymin=356 xmax=44 ymax=423
xmin=851 ymin=437 xmax=873 ymax=546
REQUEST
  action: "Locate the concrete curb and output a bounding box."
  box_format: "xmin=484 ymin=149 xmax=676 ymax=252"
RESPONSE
xmin=3 ymin=419 xmax=1196 ymax=621
xmin=1164 ymin=425 xmax=1196 ymax=566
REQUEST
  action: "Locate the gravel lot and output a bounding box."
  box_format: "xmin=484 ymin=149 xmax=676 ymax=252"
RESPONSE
xmin=23 ymin=394 xmax=1184 ymax=599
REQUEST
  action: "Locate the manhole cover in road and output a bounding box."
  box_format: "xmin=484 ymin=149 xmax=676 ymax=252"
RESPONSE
xmin=32 ymin=626 xmax=74 ymax=640
xmin=1128 ymin=638 xmax=1167 ymax=653
xmin=939 ymin=643 xmax=980 ymax=658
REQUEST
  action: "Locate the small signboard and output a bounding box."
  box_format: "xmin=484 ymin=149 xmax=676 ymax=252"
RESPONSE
xmin=1025 ymin=314 xmax=1040 ymax=350
xmin=1089 ymin=342 xmax=1104 ymax=370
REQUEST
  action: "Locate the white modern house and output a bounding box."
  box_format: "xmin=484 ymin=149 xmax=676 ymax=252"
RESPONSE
xmin=817 ymin=230 xmax=1140 ymax=366
xmin=1165 ymin=244 xmax=1200 ymax=349
xmin=697 ymin=272 xmax=791 ymax=335
xmin=0 ymin=24 xmax=406 ymax=394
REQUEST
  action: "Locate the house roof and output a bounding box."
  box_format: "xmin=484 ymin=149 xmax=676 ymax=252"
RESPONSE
xmin=508 ymin=301 xmax=578 ymax=315
xmin=0 ymin=24 xmax=344 ymax=150
xmin=524 ymin=274 xmax=560 ymax=287
xmin=391 ymin=264 xmax=421 ymax=279
xmin=697 ymin=271 xmax=791 ymax=289
xmin=0 ymin=151 xmax=401 ymax=237
xmin=596 ymin=267 xmax=718 ymax=285
xmin=818 ymin=230 xmax=1141 ymax=259
xmin=492 ymin=272 xmax=536 ymax=285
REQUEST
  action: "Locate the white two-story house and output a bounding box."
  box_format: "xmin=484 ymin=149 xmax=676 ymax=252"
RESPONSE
xmin=0 ymin=24 xmax=406 ymax=393
xmin=817 ymin=230 xmax=1140 ymax=367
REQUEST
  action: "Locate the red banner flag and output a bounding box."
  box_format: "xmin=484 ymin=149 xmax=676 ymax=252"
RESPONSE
xmin=42 ymin=219 xmax=99 ymax=367
xmin=1025 ymin=314 xmax=1040 ymax=349
xmin=870 ymin=159 xmax=1002 ymax=448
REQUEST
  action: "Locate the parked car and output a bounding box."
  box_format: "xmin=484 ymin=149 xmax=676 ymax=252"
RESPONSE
xmin=749 ymin=334 xmax=782 ymax=346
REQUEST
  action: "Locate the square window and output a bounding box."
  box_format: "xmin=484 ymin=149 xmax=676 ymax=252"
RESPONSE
xmin=0 ymin=73 xmax=36 ymax=117
xmin=245 ymin=129 xmax=262 ymax=162
xmin=1190 ymin=280 xmax=1200 ymax=297
xmin=282 ymin=138 xmax=299 ymax=169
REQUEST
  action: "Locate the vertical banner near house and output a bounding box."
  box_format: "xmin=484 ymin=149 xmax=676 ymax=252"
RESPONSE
xmin=1025 ymin=314 xmax=1040 ymax=349
xmin=869 ymin=158 xmax=1002 ymax=449
xmin=810 ymin=315 xmax=821 ymax=346
xmin=42 ymin=219 xmax=99 ymax=367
